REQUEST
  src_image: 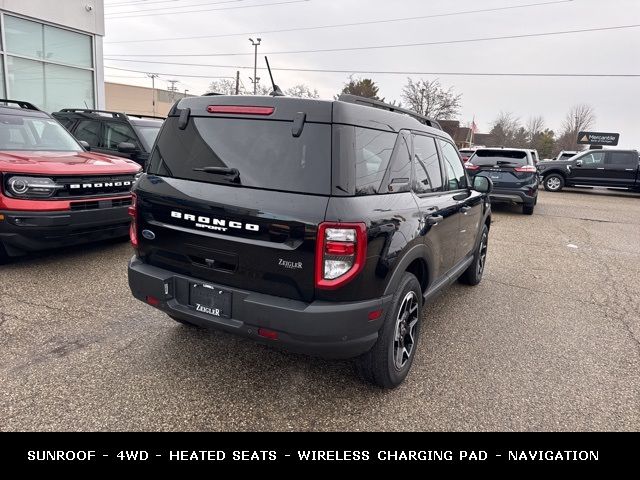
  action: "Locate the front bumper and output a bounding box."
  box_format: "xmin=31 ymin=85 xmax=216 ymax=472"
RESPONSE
xmin=128 ymin=256 xmax=392 ymax=359
xmin=0 ymin=203 xmax=130 ymax=256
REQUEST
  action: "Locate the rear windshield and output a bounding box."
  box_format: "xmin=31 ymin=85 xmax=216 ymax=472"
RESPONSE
xmin=470 ymin=149 xmax=529 ymax=166
xmin=147 ymin=117 xmax=331 ymax=194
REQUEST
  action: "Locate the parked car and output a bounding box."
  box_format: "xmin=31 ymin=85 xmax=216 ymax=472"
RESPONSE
xmin=52 ymin=109 xmax=163 ymax=167
xmin=555 ymin=150 xmax=578 ymax=161
xmin=527 ymin=149 xmax=540 ymax=165
xmin=127 ymin=94 xmax=493 ymax=388
xmin=459 ymin=148 xmax=475 ymax=162
xmin=0 ymin=99 xmax=141 ymax=263
xmin=537 ymin=149 xmax=640 ymax=192
xmin=465 ymin=148 xmax=538 ymax=215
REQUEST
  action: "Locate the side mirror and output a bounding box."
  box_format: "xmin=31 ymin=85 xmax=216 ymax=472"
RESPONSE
xmin=78 ymin=140 xmax=91 ymax=151
xmin=117 ymin=142 xmax=138 ymax=154
xmin=575 ymin=159 xmax=583 ymax=167
xmin=473 ymin=175 xmax=493 ymax=194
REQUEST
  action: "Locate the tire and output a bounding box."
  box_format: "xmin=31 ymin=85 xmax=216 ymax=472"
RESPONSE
xmin=523 ymin=203 xmax=535 ymax=215
xmin=169 ymin=315 xmax=201 ymax=328
xmin=543 ymin=173 xmax=564 ymax=192
xmin=459 ymin=224 xmax=489 ymax=286
xmin=355 ymin=272 xmax=422 ymax=388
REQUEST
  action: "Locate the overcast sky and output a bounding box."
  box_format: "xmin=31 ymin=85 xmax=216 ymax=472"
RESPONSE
xmin=102 ymin=0 xmax=640 ymax=148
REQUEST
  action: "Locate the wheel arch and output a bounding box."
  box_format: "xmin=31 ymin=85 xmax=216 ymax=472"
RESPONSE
xmin=383 ymin=244 xmax=433 ymax=297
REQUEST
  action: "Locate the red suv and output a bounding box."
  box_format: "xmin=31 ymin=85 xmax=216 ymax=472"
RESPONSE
xmin=0 ymin=100 xmax=141 ymax=263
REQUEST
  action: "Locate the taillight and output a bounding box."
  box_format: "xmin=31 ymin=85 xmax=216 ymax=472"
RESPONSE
xmin=315 ymin=222 xmax=367 ymax=290
xmin=128 ymin=193 xmax=138 ymax=249
xmin=465 ymin=163 xmax=480 ymax=170
xmin=514 ymin=165 xmax=537 ymax=173
xmin=207 ymin=105 xmax=274 ymax=115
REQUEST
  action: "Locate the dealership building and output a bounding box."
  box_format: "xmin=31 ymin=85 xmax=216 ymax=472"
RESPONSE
xmin=0 ymin=0 xmax=105 ymax=112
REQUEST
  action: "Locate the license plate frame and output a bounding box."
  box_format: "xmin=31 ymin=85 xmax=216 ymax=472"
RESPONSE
xmin=189 ymin=283 xmax=232 ymax=319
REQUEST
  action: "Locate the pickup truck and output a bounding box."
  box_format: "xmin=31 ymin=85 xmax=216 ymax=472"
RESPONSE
xmin=537 ymin=149 xmax=640 ymax=192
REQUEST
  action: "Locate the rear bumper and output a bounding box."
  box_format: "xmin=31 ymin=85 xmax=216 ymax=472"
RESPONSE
xmin=128 ymin=256 xmax=391 ymax=359
xmin=490 ymin=186 xmax=537 ymax=205
xmin=0 ymin=204 xmax=130 ymax=256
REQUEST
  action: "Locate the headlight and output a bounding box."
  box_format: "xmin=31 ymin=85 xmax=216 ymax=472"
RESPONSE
xmin=5 ymin=176 xmax=62 ymax=198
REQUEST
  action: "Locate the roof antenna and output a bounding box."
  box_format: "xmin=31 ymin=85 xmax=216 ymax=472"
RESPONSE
xmin=264 ymin=56 xmax=284 ymax=97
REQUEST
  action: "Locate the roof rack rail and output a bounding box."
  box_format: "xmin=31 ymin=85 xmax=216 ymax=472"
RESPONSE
xmin=338 ymin=94 xmax=442 ymax=130
xmin=0 ymin=99 xmax=41 ymax=111
xmin=125 ymin=113 xmax=166 ymax=120
xmin=58 ymin=108 xmax=128 ymax=120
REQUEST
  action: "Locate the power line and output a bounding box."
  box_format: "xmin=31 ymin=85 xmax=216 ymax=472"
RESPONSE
xmin=104 ymin=63 xmax=640 ymax=78
xmin=105 ymin=0 xmax=309 ymax=19
xmin=106 ymin=0 xmax=252 ymax=15
xmin=105 ymin=24 xmax=640 ymax=58
xmin=105 ymin=0 xmax=574 ymax=44
xmin=105 ymin=65 xmax=236 ymax=78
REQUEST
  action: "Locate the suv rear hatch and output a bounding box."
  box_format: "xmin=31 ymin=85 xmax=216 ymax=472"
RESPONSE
xmin=465 ymin=149 xmax=536 ymax=186
xmin=136 ymin=97 xmax=333 ymax=302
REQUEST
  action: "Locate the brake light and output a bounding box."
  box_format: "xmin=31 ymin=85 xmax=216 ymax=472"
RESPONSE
xmin=514 ymin=165 xmax=537 ymax=173
xmin=207 ymin=105 xmax=274 ymax=115
xmin=315 ymin=222 xmax=367 ymax=290
xmin=465 ymin=164 xmax=480 ymax=170
xmin=128 ymin=193 xmax=138 ymax=249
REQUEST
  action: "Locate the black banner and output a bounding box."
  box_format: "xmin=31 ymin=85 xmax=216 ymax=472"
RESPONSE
xmin=0 ymin=432 xmax=635 ymax=472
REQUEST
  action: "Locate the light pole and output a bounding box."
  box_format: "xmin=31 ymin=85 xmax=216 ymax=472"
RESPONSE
xmin=249 ymin=37 xmax=261 ymax=95
xmin=146 ymin=73 xmax=159 ymax=116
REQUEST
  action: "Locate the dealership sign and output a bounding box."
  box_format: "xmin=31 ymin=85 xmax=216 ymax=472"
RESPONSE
xmin=577 ymin=131 xmax=619 ymax=146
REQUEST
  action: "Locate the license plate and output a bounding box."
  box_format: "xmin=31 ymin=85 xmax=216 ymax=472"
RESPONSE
xmin=189 ymin=283 xmax=231 ymax=318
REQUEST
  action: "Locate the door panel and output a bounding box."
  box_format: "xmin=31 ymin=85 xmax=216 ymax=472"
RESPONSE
xmin=605 ymin=151 xmax=639 ymax=188
xmin=570 ymin=151 xmax=607 ymax=185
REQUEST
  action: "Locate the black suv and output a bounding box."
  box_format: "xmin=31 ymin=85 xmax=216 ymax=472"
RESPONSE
xmin=538 ymin=149 xmax=640 ymax=192
xmin=52 ymin=109 xmax=163 ymax=167
xmin=465 ymin=148 xmax=539 ymax=215
xmin=127 ymin=94 xmax=492 ymax=387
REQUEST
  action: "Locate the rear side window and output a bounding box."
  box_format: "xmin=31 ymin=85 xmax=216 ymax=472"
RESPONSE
xmin=471 ymin=149 xmax=529 ymax=166
xmin=380 ymin=132 xmax=411 ymax=193
xmin=103 ymin=123 xmax=140 ymax=150
xmin=148 ymin=117 xmax=331 ymax=195
xmin=412 ymin=134 xmax=443 ymax=194
xmin=438 ymin=139 xmax=468 ymax=190
xmin=354 ymin=128 xmax=396 ymax=195
xmin=608 ymin=152 xmax=637 ymax=166
xmin=74 ymin=119 xmax=101 ymax=147
xmin=581 ymin=151 xmax=605 ymax=166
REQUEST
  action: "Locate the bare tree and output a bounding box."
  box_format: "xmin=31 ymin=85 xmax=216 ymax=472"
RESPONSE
xmin=490 ymin=112 xmax=521 ymax=146
xmin=208 ymin=79 xmax=239 ymax=95
xmin=401 ymin=78 xmax=462 ymax=120
xmin=557 ymin=104 xmax=596 ymax=151
xmin=285 ymin=84 xmax=320 ymax=99
xmin=526 ymin=116 xmax=545 ymax=145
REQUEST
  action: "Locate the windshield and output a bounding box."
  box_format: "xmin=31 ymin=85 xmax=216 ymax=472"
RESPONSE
xmin=560 ymin=153 xmax=576 ymax=160
xmin=135 ymin=125 xmax=161 ymax=151
xmin=469 ymin=149 xmax=529 ymax=166
xmin=0 ymin=114 xmax=82 ymax=152
xmin=147 ymin=116 xmax=331 ymax=194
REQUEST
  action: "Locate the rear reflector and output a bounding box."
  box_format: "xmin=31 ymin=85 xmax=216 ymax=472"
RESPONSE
xmin=465 ymin=164 xmax=480 ymax=170
xmin=207 ymin=105 xmax=274 ymax=115
xmin=128 ymin=193 xmax=138 ymax=249
xmin=368 ymin=309 xmax=383 ymax=321
xmin=146 ymin=295 xmax=160 ymax=306
xmin=258 ymin=328 xmax=279 ymax=340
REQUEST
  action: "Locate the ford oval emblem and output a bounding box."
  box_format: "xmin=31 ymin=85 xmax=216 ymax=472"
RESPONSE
xmin=142 ymin=229 xmax=156 ymax=240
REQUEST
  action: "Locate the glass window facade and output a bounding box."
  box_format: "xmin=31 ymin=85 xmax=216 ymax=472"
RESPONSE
xmin=1 ymin=13 xmax=95 ymax=111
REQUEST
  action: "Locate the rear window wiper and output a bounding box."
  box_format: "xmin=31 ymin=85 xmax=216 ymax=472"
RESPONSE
xmin=193 ymin=166 xmax=241 ymax=183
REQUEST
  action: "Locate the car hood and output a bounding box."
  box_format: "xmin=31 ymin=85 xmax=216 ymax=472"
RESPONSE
xmin=0 ymin=151 xmax=141 ymax=175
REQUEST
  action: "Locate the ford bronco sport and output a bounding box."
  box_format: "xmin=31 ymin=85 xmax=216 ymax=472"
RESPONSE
xmin=127 ymin=94 xmax=492 ymax=387
xmin=0 ymin=100 xmax=141 ymax=262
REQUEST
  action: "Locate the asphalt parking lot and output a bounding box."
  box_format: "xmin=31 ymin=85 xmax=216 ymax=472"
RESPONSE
xmin=1 ymin=188 xmax=639 ymax=431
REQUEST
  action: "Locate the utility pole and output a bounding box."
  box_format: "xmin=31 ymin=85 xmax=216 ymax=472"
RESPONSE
xmin=167 ymin=79 xmax=179 ymax=101
xmin=184 ymin=89 xmax=189 ymax=97
xmin=235 ymin=70 xmax=240 ymax=95
xmin=248 ymin=38 xmax=261 ymax=95
xmin=146 ymin=73 xmax=159 ymax=117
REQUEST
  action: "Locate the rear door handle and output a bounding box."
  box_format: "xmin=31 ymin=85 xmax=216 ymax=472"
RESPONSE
xmin=426 ymin=215 xmax=444 ymax=226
